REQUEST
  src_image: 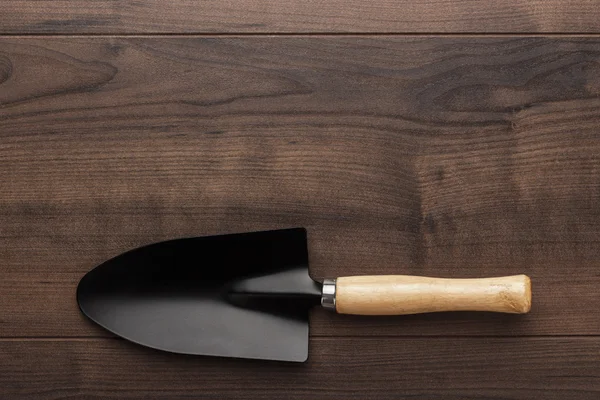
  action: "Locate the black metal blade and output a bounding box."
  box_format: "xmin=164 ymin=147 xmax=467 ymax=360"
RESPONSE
xmin=76 ymin=228 xmax=319 ymax=362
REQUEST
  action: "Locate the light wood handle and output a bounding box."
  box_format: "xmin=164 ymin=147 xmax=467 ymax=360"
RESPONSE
xmin=335 ymin=275 xmax=531 ymax=315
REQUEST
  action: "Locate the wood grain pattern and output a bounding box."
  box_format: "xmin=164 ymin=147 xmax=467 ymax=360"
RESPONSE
xmin=335 ymin=275 xmax=531 ymax=315
xmin=2 ymin=0 xmax=600 ymax=34
xmin=1 ymin=338 xmax=599 ymax=399
xmin=1 ymin=36 xmax=600 ymax=398
xmin=1 ymin=37 xmax=600 ymax=339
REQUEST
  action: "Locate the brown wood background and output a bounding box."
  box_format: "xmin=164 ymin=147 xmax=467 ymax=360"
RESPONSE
xmin=1 ymin=3 xmax=600 ymax=399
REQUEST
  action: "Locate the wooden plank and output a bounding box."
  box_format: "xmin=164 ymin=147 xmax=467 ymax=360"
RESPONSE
xmin=2 ymin=0 xmax=600 ymax=34
xmin=2 ymin=234 xmax=598 ymax=337
xmin=1 ymin=37 xmax=600 ymax=338
xmin=1 ymin=337 xmax=599 ymax=399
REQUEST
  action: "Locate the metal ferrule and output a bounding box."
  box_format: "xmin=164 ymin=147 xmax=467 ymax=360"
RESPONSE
xmin=321 ymin=278 xmax=337 ymax=311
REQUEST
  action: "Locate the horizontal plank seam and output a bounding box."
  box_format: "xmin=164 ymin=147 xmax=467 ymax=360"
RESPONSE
xmin=312 ymin=334 xmax=600 ymax=339
xmin=2 ymin=33 xmax=600 ymax=38
xmin=1 ymin=334 xmax=599 ymax=341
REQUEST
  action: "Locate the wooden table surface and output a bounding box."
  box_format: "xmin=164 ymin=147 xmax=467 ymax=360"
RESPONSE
xmin=2 ymin=2 xmax=600 ymax=399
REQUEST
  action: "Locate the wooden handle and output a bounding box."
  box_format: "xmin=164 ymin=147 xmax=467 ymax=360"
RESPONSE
xmin=335 ymin=275 xmax=531 ymax=315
